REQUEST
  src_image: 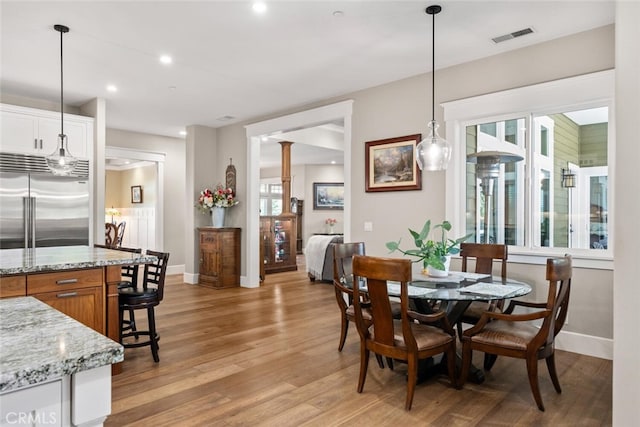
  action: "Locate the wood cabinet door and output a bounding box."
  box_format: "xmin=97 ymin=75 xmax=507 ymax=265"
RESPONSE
xmin=33 ymin=287 xmax=104 ymax=333
xmin=199 ymin=230 xmax=220 ymax=277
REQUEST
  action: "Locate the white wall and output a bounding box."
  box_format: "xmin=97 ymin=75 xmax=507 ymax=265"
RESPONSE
xmin=613 ymin=1 xmax=640 ymax=423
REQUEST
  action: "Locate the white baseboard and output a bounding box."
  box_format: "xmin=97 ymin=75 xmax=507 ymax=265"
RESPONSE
xmin=183 ymin=272 xmax=198 ymax=284
xmin=166 ymin=264 xmax=184 ymax=276
xmin=240 ymin=275 xmax=259 ymax=288
xmin=555 ymin=330 xmax=613 ymax=360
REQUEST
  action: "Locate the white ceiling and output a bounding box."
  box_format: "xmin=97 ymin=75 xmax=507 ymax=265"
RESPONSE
xmin=1 ymin=1 xmax=614 ymax=167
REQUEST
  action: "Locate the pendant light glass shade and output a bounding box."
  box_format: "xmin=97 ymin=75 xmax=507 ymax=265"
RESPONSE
xmin=416 ymin=120 xmax=451 ymax=171
xmin=416 ymin=5 xmax=450 ymax=171
xmin=45 ymin=134 xmax=77 ymax=175
xmin=46 ymin=24 xmax=78 ymax=176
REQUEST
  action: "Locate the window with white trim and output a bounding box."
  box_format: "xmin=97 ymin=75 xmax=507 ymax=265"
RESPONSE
xmin=259 ymin=180 xmax=282 ymax=216
xmin=444 ymin=71 xmax=613 ymax=258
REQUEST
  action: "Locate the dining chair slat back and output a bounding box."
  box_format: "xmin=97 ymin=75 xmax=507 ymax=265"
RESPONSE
xmin=459 ymin=255 xmax=572 ymax=411
xmin=332 ymin=242 xmax=366 ymax=352
xmin=352 ymin=255 xmax=457 ymax=410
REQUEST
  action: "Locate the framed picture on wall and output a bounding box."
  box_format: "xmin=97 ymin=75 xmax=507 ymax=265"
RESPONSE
xmin=365 ymin=134 xmax=422 ymax=192
xmin=313 ymin=182 xmax=344 ymax=210
xmin=131 ymin=185 xmax=143 ymax=204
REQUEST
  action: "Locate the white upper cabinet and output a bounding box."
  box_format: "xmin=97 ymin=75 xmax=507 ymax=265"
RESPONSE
xmin=0 ymin=104 xmax=93 ymax=159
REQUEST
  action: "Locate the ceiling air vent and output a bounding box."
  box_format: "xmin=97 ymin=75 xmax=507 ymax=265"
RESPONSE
xmin=216 ymin=115 xmax=236 ymax=122
xmin=492 ymin=27 xmax=534 ymax=44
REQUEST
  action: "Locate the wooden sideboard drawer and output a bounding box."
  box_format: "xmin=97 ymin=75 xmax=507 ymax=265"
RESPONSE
xmin=0 ymin=275 xmax=27 ymax=298
xmin=27 ymin=268 xmax=103 ymax=295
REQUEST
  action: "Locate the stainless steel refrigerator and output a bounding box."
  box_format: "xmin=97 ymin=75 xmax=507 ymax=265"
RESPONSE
xmin=0 ymin=153 xmax=90 ymax=249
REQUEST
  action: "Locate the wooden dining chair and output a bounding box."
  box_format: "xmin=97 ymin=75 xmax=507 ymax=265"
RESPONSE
xmin=105 ymin=223 xmax=118 ymax=248
xmin=457 ymin=242 xmax=508 ymax=367
xmin=116 ymin=221 xmax=126 ymax=247
xmin=333 ymin=243 xmax=400 ymax=369
xmin=332 ymin=242 xmax=366 ymax=352
xmin=352 ymin=255 xmax=457 ymax=410
xmin=459 ymin=255 xmax=572 ymax=411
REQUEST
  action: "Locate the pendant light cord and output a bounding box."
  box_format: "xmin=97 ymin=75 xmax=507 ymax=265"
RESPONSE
xmin=431 ymin=10 xmax=435 ymax=123
xmin=59 ymin=27 xmax=64 ymax=137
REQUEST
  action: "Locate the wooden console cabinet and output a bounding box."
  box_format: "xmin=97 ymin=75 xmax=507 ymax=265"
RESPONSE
xmin=198 ymin=227 xmax=241 ymax=289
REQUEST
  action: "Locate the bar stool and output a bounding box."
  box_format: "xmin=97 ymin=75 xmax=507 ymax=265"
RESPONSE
xmin=118 ymin=250 xmax=170 ymax=362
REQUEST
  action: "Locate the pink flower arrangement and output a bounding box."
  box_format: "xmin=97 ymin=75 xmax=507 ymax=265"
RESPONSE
xmin=196 ymin=184 xmax=239 ymax=212
xmin=325 ymin=218 xmax=337 ymax=226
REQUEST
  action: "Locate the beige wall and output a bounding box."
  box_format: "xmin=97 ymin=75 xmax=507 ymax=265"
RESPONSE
xmin=105 ymin=165 xmax=156 ymax=208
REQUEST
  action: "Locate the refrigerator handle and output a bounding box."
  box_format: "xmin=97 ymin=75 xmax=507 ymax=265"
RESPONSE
xmin=23 ymin=197 xmax=30 ymax=248
xmin=30 ymin=197 xmax=36 ymax=249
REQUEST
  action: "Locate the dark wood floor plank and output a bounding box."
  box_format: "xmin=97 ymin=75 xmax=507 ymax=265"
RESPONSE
xmin=106 ymin=264 xmax=612 ymax=426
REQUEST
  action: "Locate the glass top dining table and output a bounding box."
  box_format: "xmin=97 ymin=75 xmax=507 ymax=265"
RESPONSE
xmin=386 ymin=271 xmax=531 ymax=302
xmin=384 ymin=271 xmax=531 ymax=323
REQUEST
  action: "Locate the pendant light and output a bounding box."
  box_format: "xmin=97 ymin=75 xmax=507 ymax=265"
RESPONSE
xmin=45 ymin=24 xmax=78 ymax=176
xmin=416 ymin=5 xmax=451 ymax=171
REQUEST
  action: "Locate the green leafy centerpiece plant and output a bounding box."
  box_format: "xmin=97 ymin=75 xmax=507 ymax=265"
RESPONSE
xmin=386 ymin=220 xmax=471 ymax=277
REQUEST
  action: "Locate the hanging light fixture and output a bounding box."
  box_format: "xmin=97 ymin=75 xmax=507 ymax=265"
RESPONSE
xmin=416 ymin=5 xmax=451 ymax=171
xmin=561 ymin=166 xmax=576 ymax=188
xmin=45 ymin=24 xmax=78 ymax=176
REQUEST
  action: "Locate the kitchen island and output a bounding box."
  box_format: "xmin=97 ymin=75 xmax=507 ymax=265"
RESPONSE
xmin=0 ymin=246 xmax=157 ymax=375
xmin=0 ymin=296 xmax=123 ymax=426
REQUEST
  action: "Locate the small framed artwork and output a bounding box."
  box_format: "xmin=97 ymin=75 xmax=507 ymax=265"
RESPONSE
xmin=131 ymin=185 xmax=143 ymax=204
xmin=365 ymin=134 xmax=422 ymax=192
xmin=313 ymin=182 xmax=344 ymax=210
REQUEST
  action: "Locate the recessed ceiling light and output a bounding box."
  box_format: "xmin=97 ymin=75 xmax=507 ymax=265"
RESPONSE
xmin=252 ymin=2 xmax=267 ymax=14
xmin=179 ymin=130 xmax=187 ymax=136
xmin=106 ymin=84 xmax=117 ymax=92
xmin=331 ymin=160 xmax=336 ymax=164
xmin=159 ymin=55 xmax=172 ymax=65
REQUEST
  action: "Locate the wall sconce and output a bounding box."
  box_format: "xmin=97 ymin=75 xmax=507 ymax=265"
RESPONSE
xmin=561 ymin=168 xmax=576 ymax=188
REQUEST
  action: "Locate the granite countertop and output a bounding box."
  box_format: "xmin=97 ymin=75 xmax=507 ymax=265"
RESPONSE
xmin=0 ymin=245 xmax=157 ymax=275
xmin=0 ymin=297 xmax=123 ymax=393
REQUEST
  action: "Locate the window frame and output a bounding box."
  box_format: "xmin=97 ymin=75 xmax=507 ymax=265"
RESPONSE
xmin=444 ymin=70 xmax=614 ymax=270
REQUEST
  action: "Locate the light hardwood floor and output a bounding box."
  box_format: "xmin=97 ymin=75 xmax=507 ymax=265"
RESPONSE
xmin=107 ymin=264 xmax=612 ymax=426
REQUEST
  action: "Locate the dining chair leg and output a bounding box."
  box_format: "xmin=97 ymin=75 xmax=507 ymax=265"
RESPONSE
xmin=484 ymin=353 xmax=498 ymax=371
xmin=446 ymin=346 xmax=459 ymax=389
xmin=118 ymin=306 xmax=124 ymax=344
xmin=148 ymin=307 xmax=160 ymax=363
xmin=129 ymin=308 xmax=138 ymax=339
xmin=375 ymin=353 xmax=385 ymax=369
xmin=357 ymin=345 xmax=370 ymax=393
xmin=545 ymin=353 xmax=562 ymax=393
xmin=459 ymin=343 xmax=472 ymax=388
xmin=526 ymin=355 xmax=545 ymax=411
xmin=405 ymin=355 xmax=418 ymax=410
xmin=386 ymin=357 xmax=394 ymax=370
xmin=338 ymin=314 xmax=348 ymax=351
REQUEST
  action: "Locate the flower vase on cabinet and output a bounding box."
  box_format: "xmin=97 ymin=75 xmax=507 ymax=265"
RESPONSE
xmin=211 ymin=207 xmax=225 ymax=228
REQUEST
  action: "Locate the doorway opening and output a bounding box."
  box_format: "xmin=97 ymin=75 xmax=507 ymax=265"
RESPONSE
xmin=104 ymin=147 xmax=165 ymax=251
xmin=245 ymin=100 xmax=353 ymax=288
